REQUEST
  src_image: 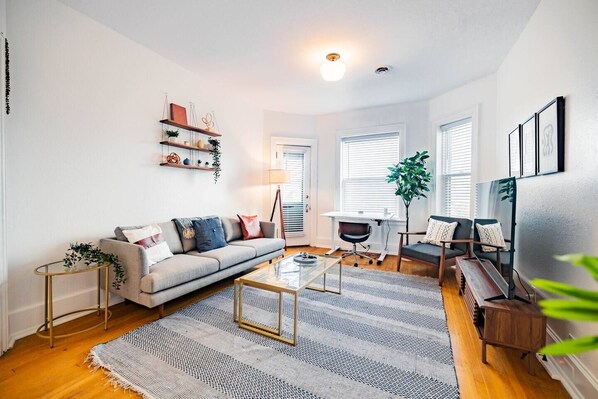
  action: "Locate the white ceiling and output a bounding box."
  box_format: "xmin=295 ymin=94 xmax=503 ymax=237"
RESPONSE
xmin=60 ymin=0 xmax=539 ymax=115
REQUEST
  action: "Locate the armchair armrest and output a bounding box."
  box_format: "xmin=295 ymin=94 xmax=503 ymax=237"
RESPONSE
xmin=471 ymin=240 xmax=506 ymax=250
xmin=260 ymin=221 xmax=276 ymax=238
xmin=100 ymin=238 xmax=150 ymax=302
xmin=440 ymin=238 xmax=473 ymax=256
xmin=397 ymin=231 xmax=427 ymax=236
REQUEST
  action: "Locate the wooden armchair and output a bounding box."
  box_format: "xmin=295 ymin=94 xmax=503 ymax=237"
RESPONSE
xmin=397 ymin=215 xmax=473 ymax=286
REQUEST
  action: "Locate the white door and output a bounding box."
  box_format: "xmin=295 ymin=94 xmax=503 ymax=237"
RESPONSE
xmin=277 ymin=145 xmax=311 ymax=246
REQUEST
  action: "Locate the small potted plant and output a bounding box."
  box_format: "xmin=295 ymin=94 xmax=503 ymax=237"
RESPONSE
xmin=165 ymin=129 xmax=179 ymax=143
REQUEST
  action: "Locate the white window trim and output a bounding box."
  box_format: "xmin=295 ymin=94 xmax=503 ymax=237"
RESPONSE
xmin=335 ymin=123 xmax=406 ymax=217
xmin=431 ymin=106 xmax=479 ymax=218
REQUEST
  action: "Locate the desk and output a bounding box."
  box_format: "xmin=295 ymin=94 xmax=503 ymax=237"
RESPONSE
xmin=321 ymin=211 xmax=401 ymax=264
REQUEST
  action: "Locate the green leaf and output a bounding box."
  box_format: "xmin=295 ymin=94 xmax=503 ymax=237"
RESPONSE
xmin=538 ymin=299 xmax=598 ymax=321
xmin=540 ymin=336 xmax=598 ymax=356
xmin=530 ymin=279 xmax=598 ymax=301
xmin=555 ymin=254 xmax=598 ymax=281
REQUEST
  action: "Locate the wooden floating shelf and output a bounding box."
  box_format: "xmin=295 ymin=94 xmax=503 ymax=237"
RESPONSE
xmin=160 ymin=163 xmax=215 ymax=171
xmin=159 ymin=141 xmax=211 ymax=153
xmin=160 ymin=119 xmax=222 ymax=137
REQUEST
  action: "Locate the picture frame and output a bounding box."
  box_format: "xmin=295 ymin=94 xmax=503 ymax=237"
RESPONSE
xmin=508 ymin=126 xmax=521 ymax=178
xmin=520 ymin=115 xmax=537 ymax=177
xmin=537 ymin=96 xmax=565 ymax=175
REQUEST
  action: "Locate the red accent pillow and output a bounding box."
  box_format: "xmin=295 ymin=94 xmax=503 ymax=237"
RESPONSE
xmin=237 ymin=214 xmax=264 ymax=240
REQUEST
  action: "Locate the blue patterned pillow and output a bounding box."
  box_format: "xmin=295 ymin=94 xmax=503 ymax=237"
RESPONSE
xmin=192 ymin=218 xmax=227 ymax=252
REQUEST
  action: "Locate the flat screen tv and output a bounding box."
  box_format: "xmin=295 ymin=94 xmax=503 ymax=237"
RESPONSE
xmin=474 ymin=177 xmax=527 ymax=302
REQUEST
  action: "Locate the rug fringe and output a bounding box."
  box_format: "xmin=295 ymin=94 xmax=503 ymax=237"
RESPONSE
xmin=86 ymin=349 xmax=155 ymax=399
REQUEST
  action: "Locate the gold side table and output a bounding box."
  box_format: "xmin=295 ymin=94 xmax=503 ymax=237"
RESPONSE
xmin=34 ymin=261 xmax=112 ymax=348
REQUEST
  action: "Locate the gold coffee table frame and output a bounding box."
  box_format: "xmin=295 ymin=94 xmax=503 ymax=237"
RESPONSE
xmin=34 ymin=261 xmax=112 ymax=348
xmin=233 ymin=254 xmax=341 ymax=346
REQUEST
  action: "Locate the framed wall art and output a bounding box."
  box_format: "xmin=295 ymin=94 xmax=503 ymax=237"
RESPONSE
xmin=508 ymin=126 xmax=521 ymax=177
xmin=520 ymin=115 xmax=537 ymax=177
xmin=537 ymin=96 xmax=565 ymax=175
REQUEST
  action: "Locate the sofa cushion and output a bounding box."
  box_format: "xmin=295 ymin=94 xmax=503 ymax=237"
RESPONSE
xmin=229 ymin=238 xmax=285 ymax=257
xmin=237 ymin=214 xmax=264 ymax=240
xmin=401 ymin=243 xmax=465 ymax=265
xmin=187 ymin=245 xmax=255 ymax=270
xmin=221 ymin=217 xmax=243 ymax=242
xmin=193 ymin=218 xmax=227 ymax=252
xmin=140 ymin=254 xmax=219 ymax=294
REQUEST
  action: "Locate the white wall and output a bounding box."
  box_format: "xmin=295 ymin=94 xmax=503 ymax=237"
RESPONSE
xmin=496 ymin=0 xmax=598 ymax=395
xmin=5 ymin=0 xmax=264 ymax=342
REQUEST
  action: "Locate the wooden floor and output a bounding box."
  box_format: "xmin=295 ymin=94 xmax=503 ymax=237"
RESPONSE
xmin=0 ymin=247 xmax=570 ymax=399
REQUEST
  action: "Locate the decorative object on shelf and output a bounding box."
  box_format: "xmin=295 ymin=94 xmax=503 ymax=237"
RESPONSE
xmin=4 ymin=36 xmax=9 ymax=115
xmin=520 ymin=115 xmax=536 ymax=177
xmin=508 ymin=126 xmax=521 ymax=177
xmin=166 ymin=152 xmax=180 ymax=164
xmin=320 ymin=52 xmax=346 ymax=81
xmin=386 ymin=150 xmax=432 ymax=242
xmin=201 ymin=112 xmax=214 ymax=131
xmin=183 ymin=158 xmax=191 ymax=165
xmin=170 ymin=103 xmax=188 ymax=125
xmin=531 ymin=253 xmax=598 ymax=355
xmin=197 ymin=139 xmax=205 ymax=149
xmin=183 ymin=140 xmax=189 ymax=146
xmin=268 ymin=168 xmax=290 ymax=245
xmin=208 ymin=137 xmax=221 ymax=183
xmin=165 ymin=129 xmax=179 ymax=143
xmin=63 ymin=242 xmax=126 ymax=289
xmin=204 ymin=161 xmax=210 ymax=168
xmin=197 ymin=159 xmax=202 ymax=166
xmin=537 ymin=96 xmax=565 ymax=175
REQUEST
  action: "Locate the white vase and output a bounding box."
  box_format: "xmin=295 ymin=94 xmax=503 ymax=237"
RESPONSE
xmin=168 ymin=136 xmax=178 ymax=143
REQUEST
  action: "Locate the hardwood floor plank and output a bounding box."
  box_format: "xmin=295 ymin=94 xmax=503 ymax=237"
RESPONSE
xmin=0 ymin=247 xmax=570 ymax=398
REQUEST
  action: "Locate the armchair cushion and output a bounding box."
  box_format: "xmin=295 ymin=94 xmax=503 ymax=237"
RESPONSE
xmin=421 ymin=219 xmax=458 ymax=248
xmin=476 ymin=222 xmax=506 ymax=252
xmin=401 ymin=243 xmax=465 ymax=265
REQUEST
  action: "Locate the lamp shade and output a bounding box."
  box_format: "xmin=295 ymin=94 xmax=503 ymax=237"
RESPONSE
xmin=269 ymin=169 xmax=290 ymax=184
xmin=320 ymin=53 xmax=346 ymax=82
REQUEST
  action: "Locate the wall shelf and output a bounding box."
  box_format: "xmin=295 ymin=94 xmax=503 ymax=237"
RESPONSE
xmin=159 ymin=119 xmax=221 ymax=137
xmin=160 ymin=163 xmax=215 ymax=171
xmin=159 ymin=141 xmax=211 ymax=153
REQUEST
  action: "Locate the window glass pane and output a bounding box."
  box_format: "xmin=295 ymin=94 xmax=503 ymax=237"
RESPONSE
xmin=282 ymin=151 xmax=304 ymax=233
xmin=341 ymin=133 xmax=399 ymax=214
xmin=440 ymin=118 xmax=472 ymax=218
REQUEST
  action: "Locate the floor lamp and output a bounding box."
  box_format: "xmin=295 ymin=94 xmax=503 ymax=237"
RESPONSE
xmin=268 ymin=169 xmax=290 ymax=247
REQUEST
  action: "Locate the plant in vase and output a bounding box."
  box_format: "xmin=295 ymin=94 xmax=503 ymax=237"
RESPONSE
xmin=63 ymin=242 xmax=126 ymax=289
xmin=165 ymin=129 xmax=179 ymax=143
xmin=386 ymin=150 xmax=432 ymax=243
xmin=208 ymin=137 xmax=221 ymax=183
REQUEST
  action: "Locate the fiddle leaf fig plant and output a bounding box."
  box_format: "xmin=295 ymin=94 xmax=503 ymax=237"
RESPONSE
xmin=63 ymin=242 xmax=126 ymax=290
xmin=531 ymin=254 xmax=598 ymax=355
xmin=386 ymin=150 xmax=432 ymax=237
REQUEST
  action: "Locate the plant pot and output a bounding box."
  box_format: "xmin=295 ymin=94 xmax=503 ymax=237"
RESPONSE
xmin=168 ymin=137 xmax=178 ymax=143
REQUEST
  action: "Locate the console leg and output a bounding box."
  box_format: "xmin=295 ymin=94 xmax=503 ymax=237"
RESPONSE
xmin=481 ymin=341 xmax=487 ymax=364
xmin=527 ymin=352 xmax=535 ymax=375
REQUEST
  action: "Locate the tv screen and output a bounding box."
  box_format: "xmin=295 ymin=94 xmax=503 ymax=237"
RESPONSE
xmin=474 ymin=177 xmax=517 ymax=300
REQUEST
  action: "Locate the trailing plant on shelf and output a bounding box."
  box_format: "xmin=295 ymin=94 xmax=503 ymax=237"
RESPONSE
xmin=386 ymin=150 xmax=432 ymax=241
xmin=208 ymin=137 xmax=221 ymax=183
xmin=63 ymin=242 xmax=126 ymax=290
xmin=531 ymin=254 xmax=598 ymax=355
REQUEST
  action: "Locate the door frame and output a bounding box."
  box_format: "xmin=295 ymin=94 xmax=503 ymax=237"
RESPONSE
xmin=0 ymin=30 xmax=9 ymax=355
xmin=270 ymin=137 xmax=318 ymax=246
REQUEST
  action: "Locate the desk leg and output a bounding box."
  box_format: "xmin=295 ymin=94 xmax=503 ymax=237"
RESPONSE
xmin=48 ymin=276 xmax=54 ymax=348
xmin=325 ymin=216 xmax=340 ymax=255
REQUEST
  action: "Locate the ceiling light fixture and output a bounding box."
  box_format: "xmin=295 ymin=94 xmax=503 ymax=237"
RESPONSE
xmin=375 ymin=65 xmax=391 ymax=75
xmin=320 ymin=53 xmax=346 ymax=81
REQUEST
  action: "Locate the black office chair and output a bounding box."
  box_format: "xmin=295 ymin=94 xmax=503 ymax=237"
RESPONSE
xmin=338 ymin=222 xmax=375 ymax=267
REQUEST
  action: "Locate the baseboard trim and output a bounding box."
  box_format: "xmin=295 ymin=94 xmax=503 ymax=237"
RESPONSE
xmin=8 ymin=287 xmax=123 ymax=347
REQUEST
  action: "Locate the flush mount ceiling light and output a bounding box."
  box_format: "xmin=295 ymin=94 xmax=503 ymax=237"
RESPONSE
xmin=320 ymin=53 xmax=346 ymax=81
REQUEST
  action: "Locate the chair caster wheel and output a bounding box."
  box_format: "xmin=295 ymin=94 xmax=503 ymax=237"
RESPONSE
xmin=368 ymin=260 xmax=373 ymax=264
xmin=359 ymin=255 xmax=363 ymax=259
xmin=353 ymin=263 xmax=358 ymax=267
xmin=377 ymin=260 xmax=382 ymax=266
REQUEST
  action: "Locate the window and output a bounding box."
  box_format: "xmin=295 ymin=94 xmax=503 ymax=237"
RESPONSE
xmin=439 ymin=118 xmax=473 ymax=218
xmin=341 ymin=132 xmax=399 ymax=214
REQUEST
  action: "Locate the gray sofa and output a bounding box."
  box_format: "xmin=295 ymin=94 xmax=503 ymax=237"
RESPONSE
xmin=100 ymin=216 xmax=285 ymax=315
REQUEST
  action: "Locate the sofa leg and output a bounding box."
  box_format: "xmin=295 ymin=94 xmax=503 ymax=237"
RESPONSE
xmin=269 ymin=259 xmax=272 ymax=264
xmin=124 ymin=298 xmax=131 ymax=305
xmin=158 ymin=304 xmax=164 ymax=319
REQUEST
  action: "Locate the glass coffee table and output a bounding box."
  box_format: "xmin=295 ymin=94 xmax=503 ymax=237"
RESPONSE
xmin=233 ymin=254 xmax=342 ymax=345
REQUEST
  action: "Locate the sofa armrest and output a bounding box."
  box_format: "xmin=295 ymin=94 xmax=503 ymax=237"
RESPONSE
xmin=100 ymin=238 xmax=150 ymax=302
xmin=260 ymin=221 xmax=276 ymax=238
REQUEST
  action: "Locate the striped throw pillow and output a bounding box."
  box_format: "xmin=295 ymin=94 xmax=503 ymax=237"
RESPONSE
xmin=476 ymin=223 xmax=506 ymax=252
xmin=421 ymin=219 xmax=458 ymax=248
xmin=122 ymin=224 xmax=173 ymax=265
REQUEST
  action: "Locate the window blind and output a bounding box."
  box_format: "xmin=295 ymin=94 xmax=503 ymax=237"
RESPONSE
xmin=341 ymin=133 xmax=399 ymax=214
xmin=281 ymin=151 xmax=305 ymax=234
xmin=440 ymin=118 xmax=472 ymax=218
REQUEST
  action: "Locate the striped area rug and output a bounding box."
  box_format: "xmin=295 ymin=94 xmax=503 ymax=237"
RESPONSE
xmin=89 ymin=267 xmax=459 ymax=398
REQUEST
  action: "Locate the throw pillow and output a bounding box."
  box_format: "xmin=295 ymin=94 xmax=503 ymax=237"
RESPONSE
xmin=476 ymin=223 xmax=506 ymax=252
xmin=172 ymin=217 xmax=202 ymax=252
xmin=237 ymin=214 xmax=264 ymax=240
xmin=192 ymin=218 xmax=227 ymax=252
xmin=121 ymin=224 xmax=173 ymax=266
xmin=421 ymin=219 xmax=458 ymax=248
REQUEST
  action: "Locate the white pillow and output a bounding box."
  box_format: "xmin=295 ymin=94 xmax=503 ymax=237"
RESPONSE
xmin=122 ymin=224 xmax=173 ymax=266
xmin=476 ymin=223 xmax=506 ymax=252
xmin=421 ymin=219 xmax=458 ymax=248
